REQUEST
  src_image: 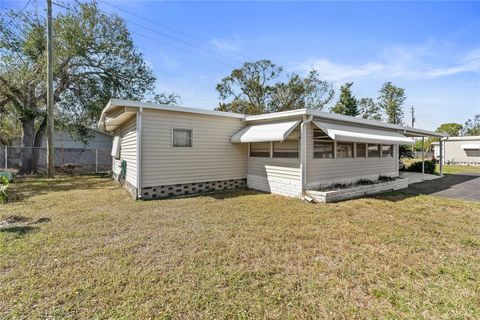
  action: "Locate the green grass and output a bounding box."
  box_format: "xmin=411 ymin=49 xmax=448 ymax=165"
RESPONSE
xmin=1 ymin=176 xmax=479 ymax=319
xmin=437 ymin=165 xmax=480 ymax=174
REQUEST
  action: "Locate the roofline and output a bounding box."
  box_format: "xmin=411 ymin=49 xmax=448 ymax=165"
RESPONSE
xmin=245 ymin=108 xmax=445 ymax=138
xmin=97 ymin=99 xmax=445 ymax=138
xmin=441 ymin=136 xmax=480 ymax=141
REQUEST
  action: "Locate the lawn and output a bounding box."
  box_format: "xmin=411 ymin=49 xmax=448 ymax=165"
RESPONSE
xmin=1 ymin=176 xmax=479 ymax=319
xmin=438 ymin=164 xmax=480 ymax=174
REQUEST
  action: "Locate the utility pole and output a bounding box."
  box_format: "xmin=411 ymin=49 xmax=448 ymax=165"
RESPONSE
xmin=46 ymin=0 xmax=54 ymax=178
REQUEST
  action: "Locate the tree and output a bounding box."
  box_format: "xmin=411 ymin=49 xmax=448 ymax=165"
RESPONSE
xmin=0 ymin=2 xmax=155 ymax=174
xmin=462 ymin=115 xmax=480 ymax=136
xmin=330 ymin=82 xmax=359 ymax=116
xmin=377 ymin=82 xmax=406 ymax=125
xmin=152 ymin=93 xmax=180 ymax=105
xmin=435 ymin=123 xmax=463 ymax=137
xmin=216 ymin=60 xmax=334 ymax=114
xmin=216 ymin=60 xmax=282 ymax=115
xmin=358 ymin=97 xmax=383 ymax=121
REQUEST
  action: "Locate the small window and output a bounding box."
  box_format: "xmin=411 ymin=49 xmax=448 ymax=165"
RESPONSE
xmin=356 ymin=143 xmax=366 ymax=158
xmin=381 ymin=145 xmax=393 ymax=157
xmin=250 ymin=142 xmax=270 ymax=157
xmin=314 ymin=141 xmax=334 ymax=159
xmin=336 ymin=142 xmax=354 ymax=159
xmin=273 ymin=140 xmax=298 ymax=158
xmin=111 ymin=136 xmax=121 ymax=159
xmin=367 ymin=144 xmax=380 ymax=158
xmin=172 ymin=129 xmax=192 ymax=147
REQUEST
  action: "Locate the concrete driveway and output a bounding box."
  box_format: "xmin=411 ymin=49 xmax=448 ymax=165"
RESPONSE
xmin=404 ymin=173 xmax=480 ymax=201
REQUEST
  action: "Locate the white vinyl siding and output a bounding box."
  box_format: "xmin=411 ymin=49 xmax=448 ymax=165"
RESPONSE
xmin=247 ymin=157 xmax=301 ymax=197
xmin=306 ymin=123 xmax=398 ymax=189
xmin=141 ymin=109 xmax=247 ymax=187
xmin=112 ymin=116 xmax=137 ymax=187
xmin=443 ymin=140 xmax=480 ymax=164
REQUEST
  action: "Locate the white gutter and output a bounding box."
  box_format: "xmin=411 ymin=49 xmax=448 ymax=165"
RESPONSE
xmin=300 ymin=115 xmax=313 ymax=194
xmin=136 ymin=107 xmax=143 ymax=199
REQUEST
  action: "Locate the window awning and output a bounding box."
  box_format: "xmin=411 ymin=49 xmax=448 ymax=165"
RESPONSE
xmin=462 ymin=144 xmax=480 ymax=150
xmin=313 ymin=121 xmax=415 ymax=145
xmin=231 ymin=120 xmax=301 ymax=143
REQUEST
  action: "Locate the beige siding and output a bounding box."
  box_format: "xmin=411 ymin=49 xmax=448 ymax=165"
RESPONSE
xmin=444 ymin=140 xmax=480 ymax=163
xmin=112 ymin=116 xmax=137 ymax=187
xmin=247 ymin=156 xmax=301 ymax=197
xmin=141 ymin=109 xmax=247 ymax=187
xmin=306 ymin=123 xmax=398 ymax=188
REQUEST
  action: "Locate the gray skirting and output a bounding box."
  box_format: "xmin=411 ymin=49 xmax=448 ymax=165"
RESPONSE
xmin=141 ymin=178 xmax=247 ymax=199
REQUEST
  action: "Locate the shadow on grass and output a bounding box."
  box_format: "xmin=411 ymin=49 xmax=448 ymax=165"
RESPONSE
xmin=7 ymin=173 xmax=112 ymax=203
xmin=0 ymin=225 xmax=38 ymax=235
xmin=0 ymin=215 xmax=50 ymax=237
xmin=144 ymin=188 xmax=263 ymax=202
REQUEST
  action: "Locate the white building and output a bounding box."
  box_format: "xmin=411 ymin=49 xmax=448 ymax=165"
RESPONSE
xmin=432 ymin=136 xmax=480 ymax=165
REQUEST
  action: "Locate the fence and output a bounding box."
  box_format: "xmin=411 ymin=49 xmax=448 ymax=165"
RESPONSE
xmin=0 ymin=146 xmax=112 ymax=175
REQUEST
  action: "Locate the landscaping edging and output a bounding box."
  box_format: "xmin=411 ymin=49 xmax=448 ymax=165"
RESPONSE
xmin=305 ymin=178 xmax=408 ymax=203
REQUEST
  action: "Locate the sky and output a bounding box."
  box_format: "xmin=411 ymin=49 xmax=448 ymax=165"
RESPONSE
xmin=2 ymin=0 xmax=479 ymax=130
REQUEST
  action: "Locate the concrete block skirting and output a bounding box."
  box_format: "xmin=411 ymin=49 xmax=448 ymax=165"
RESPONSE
xmin=141 ymin=178 xmax=247 ymax=199
xmin=306 ymin=178 xmax=408 ymax=203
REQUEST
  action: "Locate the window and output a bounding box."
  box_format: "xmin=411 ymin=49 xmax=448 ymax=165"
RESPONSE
xmin=381 ymin=145 xmax=393 ymax=157
xmin=273 ymin=140 xmax=298 ymax=158
xmin=336 ymin=142 xmax=354 ymax=158
xmin=250 ymin=142 xmax=270 ymax=157
xmin=111 ymin=136 xmax=121 ymax=159
xmin=367 ymin=144 xmax=380 ymax=158
xmin=313 ymin=128 xmax=334 ymax=159
xmin=172 ymin=129 xmax=192 ymax=147
xmin=356 ymin=143 xmax=366 ymax=158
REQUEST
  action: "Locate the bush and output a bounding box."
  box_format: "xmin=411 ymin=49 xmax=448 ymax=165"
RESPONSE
xmin=405 ymin=160 xmax=436 ymax=174
xmin=0 ymin=176 xmax=9 ymax=204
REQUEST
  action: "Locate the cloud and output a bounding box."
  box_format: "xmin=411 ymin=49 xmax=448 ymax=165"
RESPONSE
xmin=209 ymin=36 xmax=242 ymax=52
xmin=294 ymin=43 xmax=480 ymax=82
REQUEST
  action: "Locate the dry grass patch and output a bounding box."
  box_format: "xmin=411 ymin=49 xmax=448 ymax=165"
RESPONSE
xmin=1 ymin=176 xmax=479 ymax=319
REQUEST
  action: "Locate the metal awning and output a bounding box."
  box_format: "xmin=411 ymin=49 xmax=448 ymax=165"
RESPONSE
xmin=231 ymin=120 xmax=301 ymax=143
xmin=312 ymin=121 xmax=415 ymax=145
xmin=462 ymin=144 xmax=480 ymax=150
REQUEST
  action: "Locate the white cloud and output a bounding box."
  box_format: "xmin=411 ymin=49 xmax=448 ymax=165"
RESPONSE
xmin=294 ymin=43 xmax=480 ymax=82
xmin=209 ymin=35 xmax=242 ymax=52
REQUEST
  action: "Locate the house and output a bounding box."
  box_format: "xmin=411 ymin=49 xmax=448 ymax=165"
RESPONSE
xmin=432 ymin=136 xmax=480 ymax=165
xmin=98 ymin=99 xmax=444 ymax=199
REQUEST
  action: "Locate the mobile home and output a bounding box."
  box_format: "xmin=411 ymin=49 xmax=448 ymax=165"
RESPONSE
xmin=98 ymin=99 xmax=444 ymax=199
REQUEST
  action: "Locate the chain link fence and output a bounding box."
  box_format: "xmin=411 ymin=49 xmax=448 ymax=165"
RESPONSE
xmin=0 ymin=146 xmax=111 ymax=175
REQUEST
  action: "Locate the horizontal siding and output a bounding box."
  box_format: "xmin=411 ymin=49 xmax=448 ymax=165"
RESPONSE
xmin=112 ymin=117 xmax=137 ymax=187
xmin=141 ymin=109 xmax=247 ymax=187
xmin=247 ymin=156 xmax=301 ymax=197
xmin=306 ymin=123 xmax=398 ymax=188
xmin=444 ymin=140 xmax=480 ymax=163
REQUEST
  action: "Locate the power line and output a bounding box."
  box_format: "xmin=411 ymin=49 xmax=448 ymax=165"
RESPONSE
xmin=1 ymin=0 xmax=32 ymax=29
xmin=98 ymin=0 xmax=253 ymax=62
xmin=52 ymin=1 xmax=238 ymax=69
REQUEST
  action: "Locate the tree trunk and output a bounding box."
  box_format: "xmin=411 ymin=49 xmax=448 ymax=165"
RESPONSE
xmin=19 ymin=118 xmax=35 ymax=175
xmin=32 ymin=117 xmax=47 ymax=174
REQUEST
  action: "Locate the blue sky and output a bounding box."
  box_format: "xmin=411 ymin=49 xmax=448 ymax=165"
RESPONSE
xmin=2 ymin=1 xmax=479 ymax=130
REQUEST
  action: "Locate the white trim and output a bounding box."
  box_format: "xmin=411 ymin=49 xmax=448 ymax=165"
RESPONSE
xmin=136 ymin=108 xmax=143 ymax=199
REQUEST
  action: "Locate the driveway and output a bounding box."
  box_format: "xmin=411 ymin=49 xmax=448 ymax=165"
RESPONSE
xmin=404 ymin=173 xmax=480 ymax=201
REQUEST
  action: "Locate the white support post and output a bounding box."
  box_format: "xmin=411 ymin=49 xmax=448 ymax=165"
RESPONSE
xmin=95 ymin=149 xmax=98 ymax=174
xmin=421 ymin=137 xmax=425 ymax=178
xmin=4 ymin=145 xmax=7 ymax=171
xmin=439 ymin=139 xmax=444 ymax=177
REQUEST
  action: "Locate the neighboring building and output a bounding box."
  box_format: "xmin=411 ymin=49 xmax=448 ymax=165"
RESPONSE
xmin=98 ymin=99 xmax=444 ymax=199
xmin=432 ymin=136 xmax=480 ymax=165
xmin=11 ymin=128 xmax=112 ymax=149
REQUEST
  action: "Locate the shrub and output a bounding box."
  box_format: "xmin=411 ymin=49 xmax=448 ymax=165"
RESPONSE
xmin=378 ymin=175 xmax=395 ymax=182
xmin=405 ymin=160 xmax=436 ymax=174
xmin=0 ymin=176 xmax=9 ymax=204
